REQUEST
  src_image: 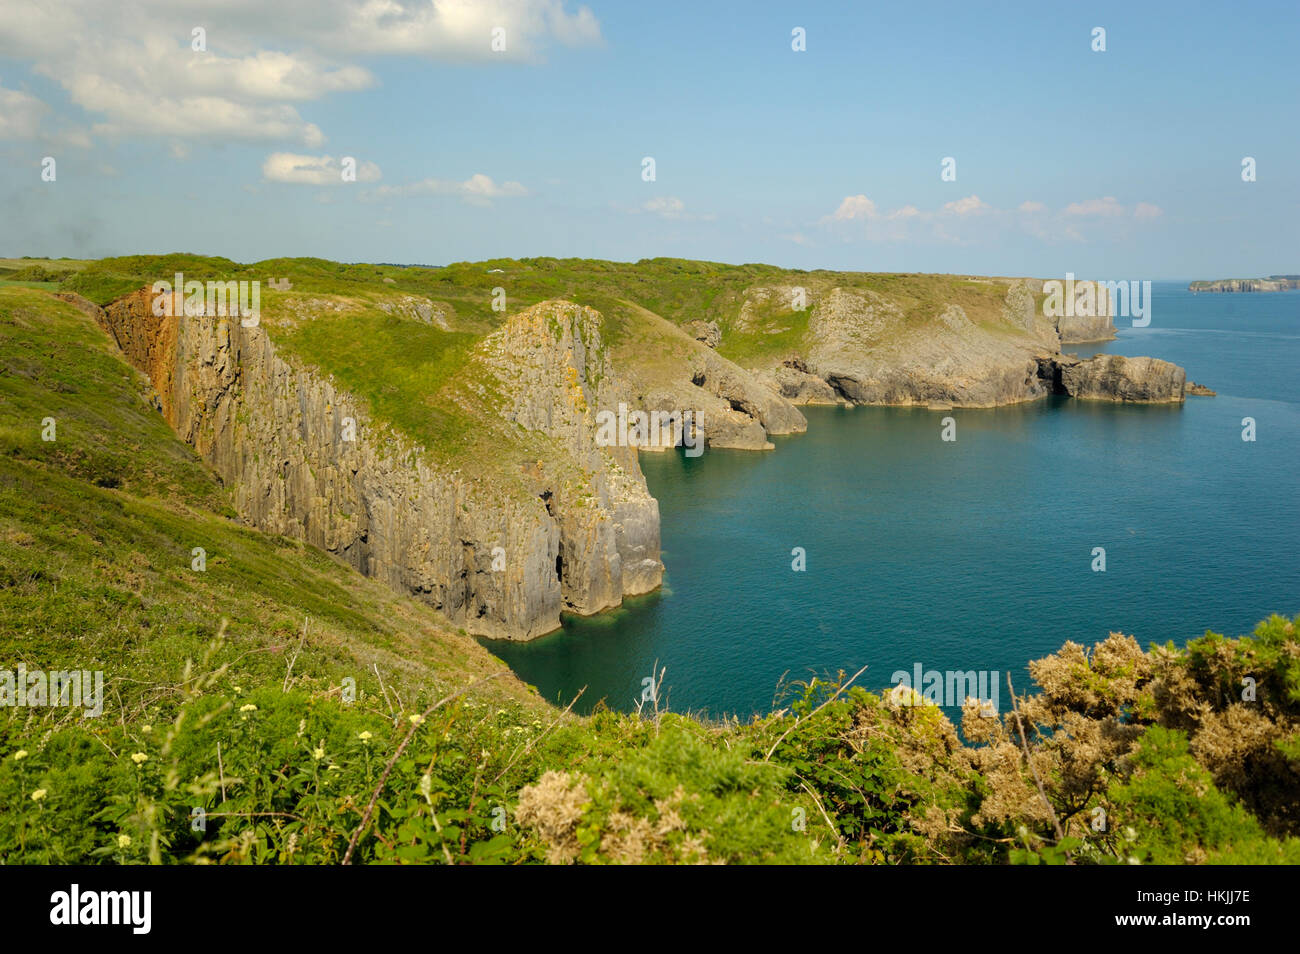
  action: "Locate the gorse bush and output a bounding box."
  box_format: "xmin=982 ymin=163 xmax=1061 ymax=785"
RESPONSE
xmin=3 ymin=617 xmax=1297 ymax=865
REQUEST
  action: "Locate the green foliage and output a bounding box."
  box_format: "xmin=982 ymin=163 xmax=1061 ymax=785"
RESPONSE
xmin=271 ymin=310 xmax=480 ymax=452
xmin=1184 ymin=615 xmax=1300 ymax=708
xmin=573 ymin=718 xmax=829 ymax=864
xmin=1105 ymin=726 xmax=1285 ymax=865
xmin=7 ymin=264 xmax=76 ymax=283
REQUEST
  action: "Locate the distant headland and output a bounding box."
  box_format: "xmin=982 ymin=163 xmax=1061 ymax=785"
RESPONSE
xmin=1189 ymin=276 xmax=1300 ymax=292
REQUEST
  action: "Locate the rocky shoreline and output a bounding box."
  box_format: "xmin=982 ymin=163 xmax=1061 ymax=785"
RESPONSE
xmin=697 ymin=279 xmax=1197 ymax=449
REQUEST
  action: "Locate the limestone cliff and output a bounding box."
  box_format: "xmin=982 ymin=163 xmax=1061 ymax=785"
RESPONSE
xmin=1056 ymin=307 xmax=1117 ymax=344
xmin=604 ymin=300 xmax=809 ymax=451
xmin=724 ymin=280 xmax=1183 ymax=411
xmin=797 ymin=283 xmax=1056 ymax=406
xmin=93 ymin=289 xmax=662 ymax=640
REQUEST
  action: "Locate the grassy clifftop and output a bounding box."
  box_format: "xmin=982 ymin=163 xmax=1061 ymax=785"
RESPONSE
xmin=60 ymin=251 xmax=1039 ymax=362
xmin=49 ymin=254 xmax=1057 ymax=460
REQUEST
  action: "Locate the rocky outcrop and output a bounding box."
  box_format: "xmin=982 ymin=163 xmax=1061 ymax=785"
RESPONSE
xmin=685 ymin=320 xmax=721 ymax=349
xmin=1190 ymin=278 xmax=1300 ymax=293
xmin=733 ymin=281 xmax=1194 ymax=408
xmin=755 ymin=359 xmax=843 ymax=405
xmin=685 ymin=352 xmax=807 ymax=448
xmin=793 ymin=284 xmax=1062 ymax=408
xmin=478 ymin=302 xmax=664 ymax=605
xmin=94 ymin=290 xmax=662 ymax=640
xmin=376 ymin=295 xmax=454 ymax=330
xmin=1043 ymin=281 xmax=1117 ymax=343
xmin=1045 ymin=353 xmax=1187 ymax=403
xmin=609 ymin=301 xmax=808 ymax=451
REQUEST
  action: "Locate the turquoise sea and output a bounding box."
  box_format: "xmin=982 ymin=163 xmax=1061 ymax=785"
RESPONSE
xmin=486 ymin=283 xmax=1300 ymax=717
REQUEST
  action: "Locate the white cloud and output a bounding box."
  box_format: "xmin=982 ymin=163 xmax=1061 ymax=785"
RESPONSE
xmin=184 ymin=50 xmax=374 ymax=101
xmin=1018 ymin=200 xmax=1046 ymax=213
xmin=0 ymin=81 xmax=91 ymax=147
xmin=1134 ymin=202 xmax=1163 ymax=220
xmin=309 ymin=0 xmax=603 ymax=60
xmin=0 ymin=1 xmax=600 ymax=150
xmin=1064 ymin=196 xmax=1125 ymax=217
xmin=461 ymin=172 xmax=527 ymax=198
xmin=0 ymin=83 xmax=46 ymax=139
xmin=370 ymin=173 xmax=527 ymax=203
xmin=262 ymin=152 xmax=382 ymax=185
xmin=888 ymin=204 xmax=921 ymax=220
xmin=643 ymin=196 xmax=686 ymax=218
xmin=628 ymin=195 xmax=714 ymax=221
xmin=828 ymin=194 xmax=878 ymax=221
xmin=942 ymin=194 xmax=989 ymax=215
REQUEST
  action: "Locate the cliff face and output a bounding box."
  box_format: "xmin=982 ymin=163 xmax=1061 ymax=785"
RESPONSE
xmin=771 ymin=282 xmax=1063 ymax=408
xmin=604 ymin=300 xmax=809 ymax=452
xmin=478 ymin=301 xmax=664 ymax=607
xmin=723 ymin=280 xmax=1182 ymax=411
xmin=95 ymin=289 xmax=661 ymax=640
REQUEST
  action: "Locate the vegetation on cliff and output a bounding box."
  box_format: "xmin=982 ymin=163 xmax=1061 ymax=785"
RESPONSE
xmin=56 ymin=253 xmax=1050 ymax=377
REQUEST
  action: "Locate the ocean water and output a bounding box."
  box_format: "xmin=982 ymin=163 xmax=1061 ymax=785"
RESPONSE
xmin=485 ymin=283 xmax=1300 ymax=718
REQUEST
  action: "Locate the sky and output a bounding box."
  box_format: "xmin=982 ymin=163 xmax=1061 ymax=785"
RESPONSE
xmin=0 ymin=0 xmax=1296 ymax=278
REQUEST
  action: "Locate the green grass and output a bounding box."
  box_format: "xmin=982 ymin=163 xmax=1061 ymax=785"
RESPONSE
xmin=64 ymin=254 xmax=1024 ymax=347
xmin=270 ymin=307 xmax=481 ymax=451
xmin=0 ymin=287 xmax=541 ymax=721
xmin=0 ymin=281 xmax=62 ymax=291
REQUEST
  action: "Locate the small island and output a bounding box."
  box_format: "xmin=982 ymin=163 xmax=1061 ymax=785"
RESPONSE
xmin=1190 ymin=275 xmax=1300 ymax=292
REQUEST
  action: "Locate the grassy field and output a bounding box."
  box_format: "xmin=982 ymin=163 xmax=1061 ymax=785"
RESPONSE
xmin=0 ymin=257 xmax=93 ymax=293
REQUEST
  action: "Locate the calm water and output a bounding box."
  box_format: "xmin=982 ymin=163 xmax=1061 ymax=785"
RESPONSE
xmin=486 ymin=283 xmax=1300 ymax=717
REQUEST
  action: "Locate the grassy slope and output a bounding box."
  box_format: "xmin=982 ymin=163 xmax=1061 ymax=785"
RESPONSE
xmin=0 ymin=287 xmax=545 ymax=722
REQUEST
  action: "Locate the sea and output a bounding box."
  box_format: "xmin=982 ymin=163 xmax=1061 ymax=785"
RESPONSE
xmin=484 ymin=283 xmax=1300 ymax=719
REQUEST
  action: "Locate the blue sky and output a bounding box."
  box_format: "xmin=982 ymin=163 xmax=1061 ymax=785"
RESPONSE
xmin=1 ymin=0 xmax=1296 ymax=277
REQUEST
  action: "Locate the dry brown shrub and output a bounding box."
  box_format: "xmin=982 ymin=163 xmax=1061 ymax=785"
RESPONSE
xmin=515 ymin=770 xmax=590 ymax=864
